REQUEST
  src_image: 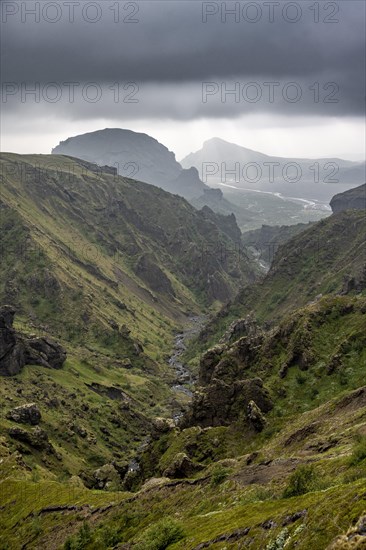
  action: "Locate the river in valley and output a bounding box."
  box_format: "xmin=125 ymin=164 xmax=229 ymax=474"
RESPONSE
xmin=168 ymin=315 xmax=206 ymax=422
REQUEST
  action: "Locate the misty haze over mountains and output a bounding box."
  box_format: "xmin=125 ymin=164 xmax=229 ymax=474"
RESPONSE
xmin=181 ymin=137 xmax=366 ymax=203
xmin=52 ymin=129 xmax=365 ymax=230
xmin=53 ymin=129 xmax=365 ymax=208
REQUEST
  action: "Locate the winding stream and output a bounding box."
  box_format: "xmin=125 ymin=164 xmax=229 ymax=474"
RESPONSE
xmin=168 ymin=315 xmax=206 ymax=422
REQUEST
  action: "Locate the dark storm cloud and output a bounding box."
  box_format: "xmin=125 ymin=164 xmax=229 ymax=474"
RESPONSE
xmin=1 ymin=0 xmax=365 ymax=118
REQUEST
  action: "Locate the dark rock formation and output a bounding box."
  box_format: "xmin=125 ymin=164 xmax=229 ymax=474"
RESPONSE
xmin=200 ymin=204 xmax=242 ymax=243
xmin=184 ymin=319 xmax=272 ymax=428
xmin=25 ymin=337 xmax=67 ymax=370
xmin=8 ymin=426 xmax=54 ymax=452
xmin=330 ymin=183 xmax=366 ymax=213
xmin=219 ymin=314 xmax=261 ymax=344
xmin=0 ymin=305 xmax=67 ymax=376
xmin=0 ymin=306 xmax=26 ymax=376
xmin=163 ymin=453 xmax=203 ymax=478
xmin=6 ymin=403 xmax=41 ymax=425
xmin=185 ymin=377 xmax=273 ymax=428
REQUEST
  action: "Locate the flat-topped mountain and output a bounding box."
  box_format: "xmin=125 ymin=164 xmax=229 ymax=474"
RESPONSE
xmin=52 ymin=128 xmax=208 ymax=200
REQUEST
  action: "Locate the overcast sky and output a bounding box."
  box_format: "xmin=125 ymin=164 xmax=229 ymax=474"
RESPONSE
xmin=1 ymin=0 xmax=365 ymax=160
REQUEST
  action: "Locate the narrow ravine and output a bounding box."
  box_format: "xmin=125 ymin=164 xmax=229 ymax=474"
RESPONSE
xmin=127 ymin=315 xmax=207 ymax=472
xmin=168 ymin=315 xmax=206 ymax=423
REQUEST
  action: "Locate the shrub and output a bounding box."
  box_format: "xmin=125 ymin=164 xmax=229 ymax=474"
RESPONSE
xmin=266 ymin=528 xmax=289 ymax=550
xmin=135 ymin=517 xmax=184 ymax=550
xmin=296 ymin=373 xmax=307 ymax=385
xmin=349 ymin=436 xmax=366 ymax=466
xmin=283 ymin=464 xmax=317 ymax=498
xmin=64 ymin=522 xmax=91 ymax=550
xmin=210 ymin=464 xmax=229 ymax=486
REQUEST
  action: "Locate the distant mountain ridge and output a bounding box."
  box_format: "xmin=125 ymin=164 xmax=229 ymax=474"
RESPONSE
xmin=52 ymin=128 xmax=208 ymax=200
xmin=182 ymin=137 xmax=366 ymax=203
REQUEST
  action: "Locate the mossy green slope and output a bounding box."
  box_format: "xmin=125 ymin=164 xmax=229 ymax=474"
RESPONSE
xmin=0 ymin=152 xmax=256 ymax=485
xmin=0 ymin=151 xmax=256 ymax=394
xmin=196 ymin=209 xmax=366 ymax=352
xmin=1 ymin=295 xmax=365 ymax=549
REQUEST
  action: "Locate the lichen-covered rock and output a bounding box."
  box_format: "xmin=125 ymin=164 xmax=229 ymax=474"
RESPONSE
xmin=6 ymin=403 xmax=41 ymax=425
xmin=247 ymin=400 xmax=266 ymax=432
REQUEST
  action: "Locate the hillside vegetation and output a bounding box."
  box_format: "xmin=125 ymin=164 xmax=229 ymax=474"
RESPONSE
xmin=0 ymin=156 xmax=365 ymax=549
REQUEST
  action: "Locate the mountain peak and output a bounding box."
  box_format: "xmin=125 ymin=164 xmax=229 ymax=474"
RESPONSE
xmin=52 ymin=129 xmax=208 ymax=199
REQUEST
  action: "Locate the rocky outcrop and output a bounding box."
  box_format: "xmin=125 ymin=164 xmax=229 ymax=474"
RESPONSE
xmin=6 ymin=403 xmax=41 ymax=425
xmin=152 ymin=417 xmax=175 ymax=438
xmin=184 ymin=320 xmax=272 ymax=428
xmin=25 ymin=337 xmax=67 ymax=370
xmin=330 ymin=183 xmax=366 ymax=213
xmin=8 ymin=426 xmax=54 ymax=453
xmin=219 ymin=314 xmax=261 ymax=344
xmin=185 ymin=377 xmax=273 ymax=428
xmin=200 ymin=204 xmax=242 ymax=243
xmin=0 ymin=306 xmax=26 ymax=376
xmin=0 ymin=305 xmax=67 ymax=376
xmin=92 ymin=463 xmax=122 ymax=490
xmin=163 ymin=453 xmax=203 ymax=478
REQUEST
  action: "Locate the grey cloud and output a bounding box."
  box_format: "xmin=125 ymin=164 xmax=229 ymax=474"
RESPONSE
xmin=1 ymin=0 xmax=365 ymax=118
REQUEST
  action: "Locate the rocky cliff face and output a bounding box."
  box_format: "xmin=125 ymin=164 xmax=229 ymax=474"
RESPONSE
xmin=0 ymin=305 xmax=67 ymax=376
xmin=183 ymin=295 xmax=366 ymax=432
xmin=330 ymin=183 xmax=366 ymax=213
xmin=183 ymin=319 xmax=273 ymax=429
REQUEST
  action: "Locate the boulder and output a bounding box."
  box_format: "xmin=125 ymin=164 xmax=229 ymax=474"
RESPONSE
xmin=6 ymin=403 xmax=41 ymax=425
xmin=25 ymin=337 xmax=67 ymax=369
